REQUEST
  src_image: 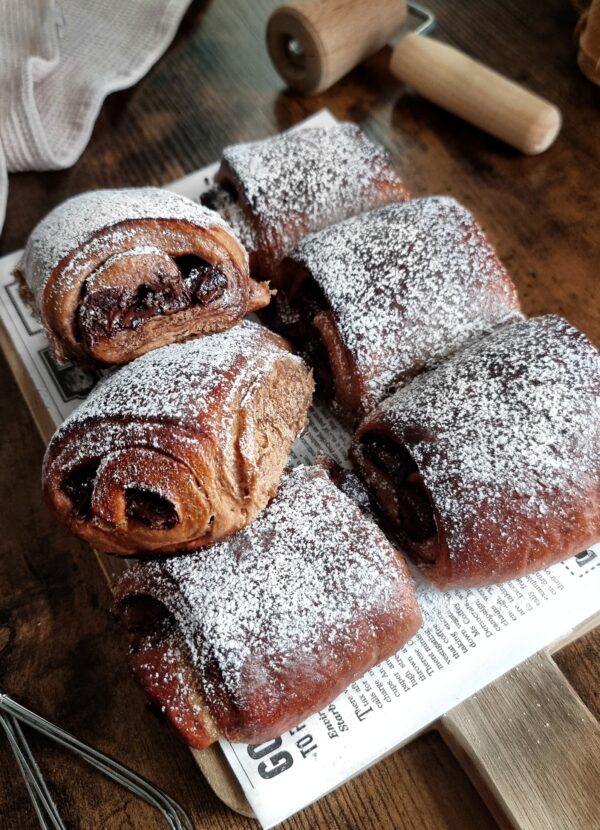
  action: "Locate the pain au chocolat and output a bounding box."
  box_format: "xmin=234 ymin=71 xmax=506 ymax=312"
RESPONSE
xmin=16 ymin=187 xmax=270 ymax=366
xmin=202 ymin=122 xmax=409 ymax=286
xmin=113 ymin=463 xmax=422 ymax=748
xmin=352 ymin=316 xmax=600 ymax=588
xmin=275 ymin=197 xmax=523 ymax=426
xmin=43 ymin=322 xmax=313 ymax=555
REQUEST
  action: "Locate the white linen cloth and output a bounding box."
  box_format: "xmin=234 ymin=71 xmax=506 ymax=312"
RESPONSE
xmin=0 ymin=0 xmax=193 ymax=233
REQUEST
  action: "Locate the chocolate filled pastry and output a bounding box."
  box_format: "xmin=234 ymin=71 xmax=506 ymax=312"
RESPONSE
xmin=352 ymin=315 xmax=600 ymax=588
xmin=275 ymin=197 xmax=523 ymax=426
xmin=201 ymin=123 xmax=409 ymax=286
xmin=43 ymin=321 xmax=313 ymax=555
xmin=16 ymin=187 xmax=271 ymax=366
xmin=113 ymin=463 xmax=422 ymax=748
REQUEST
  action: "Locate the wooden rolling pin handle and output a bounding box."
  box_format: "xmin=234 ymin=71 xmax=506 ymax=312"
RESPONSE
xmin=390 ymin=34 xmax=562 ymax=155
xmin=267 ymin=0 xmax=407 ymax=95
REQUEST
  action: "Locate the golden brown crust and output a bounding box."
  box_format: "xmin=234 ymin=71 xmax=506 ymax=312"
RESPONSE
xmin=276 ymin=197 xmax=523 ymax=427
xmin=208 ymin=123 xmax=409 ymax=288
xmin=17 ymin=187 xmax=270 ymax=367
xmin=43 ymin=322 xmax=313 ymax=556
xmin=126 ymin=622 xmax=219 ymax=750
xmin=248 ymin=277 xmax=274 ymax=312
xmin=311 ymin=309 xmax=362 ymax=424
xmin=114 ymin=464 xmax=422 ymax=747
xmin=352 ymin=316 xmax=600 ymax=588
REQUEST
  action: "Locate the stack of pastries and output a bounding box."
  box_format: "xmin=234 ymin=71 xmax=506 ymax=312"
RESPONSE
xmin=18 ymin=123 xmax=600 ymax=750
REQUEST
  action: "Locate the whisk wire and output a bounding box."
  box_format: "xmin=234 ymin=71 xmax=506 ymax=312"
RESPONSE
xmin=0 ymin=693 xmax=194 ymax=830
xmin=0 ymin=713 xmax=65 ymax=830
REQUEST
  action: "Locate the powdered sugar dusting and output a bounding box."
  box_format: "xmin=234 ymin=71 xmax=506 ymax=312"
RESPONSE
xmin=202 ymin=186 xmax=257 ymax=252
xmin=70 ymin=320 xmax=284 ymax=422
xmin=293 ymin=197 xmax=523 ymax=411
xmin=220 ymin=122 xmax=407 ymax=263
xmin=84 ymin=244 xmax=174 ymax=285
xmin=119 ymin=464 xmax=413 ymax=710
xmin=98 ymin=244 xmax=170 ymax=262
xmin=377 ymin=315 xmax=600 ymax=562
xmin=19 ymin=187 xmax=229 ymax=305
xmin=46 ymin=321 xmax=300 ymax=474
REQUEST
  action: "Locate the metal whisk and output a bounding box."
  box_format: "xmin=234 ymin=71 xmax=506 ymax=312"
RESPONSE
xmin=0 ymin=691 xmax=194 ymax=830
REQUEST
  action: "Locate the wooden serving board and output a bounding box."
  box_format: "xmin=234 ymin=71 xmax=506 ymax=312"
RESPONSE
xmin=1 ymin=291 xmax=599 ymax=830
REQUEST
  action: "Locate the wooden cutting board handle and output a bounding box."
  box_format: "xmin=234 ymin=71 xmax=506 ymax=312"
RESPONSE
xmin=390 ymin=34 xmax=561 ymax=155
xmin=439 ymin=651 xmax=600 ymax=829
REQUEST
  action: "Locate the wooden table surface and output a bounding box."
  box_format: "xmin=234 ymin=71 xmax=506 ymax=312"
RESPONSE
xmin=1 ymin=1 xmax=599 ymax=827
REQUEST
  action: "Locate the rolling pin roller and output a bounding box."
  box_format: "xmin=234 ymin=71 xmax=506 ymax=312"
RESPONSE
xmin=267 ymin=0 xmax=562 ymax=155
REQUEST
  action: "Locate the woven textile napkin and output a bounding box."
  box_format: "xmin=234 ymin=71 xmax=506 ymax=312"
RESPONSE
xmin=0 ymin=0 xmax=192 ymax=234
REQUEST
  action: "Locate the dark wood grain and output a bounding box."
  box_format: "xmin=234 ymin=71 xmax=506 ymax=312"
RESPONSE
xmin=0 ymin=0 xmax=598 ymax=827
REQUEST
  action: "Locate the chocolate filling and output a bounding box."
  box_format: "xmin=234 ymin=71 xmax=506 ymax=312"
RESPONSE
xmin=79 ymin=255 xmax=227 ymax=343
xmin=174 ymin=256 xmax=227 ymax=305
xmin=270 ymin=278 xmax=335 ymax=398
xmin=201 ymin=180 xmax=239 ymax=210
xmin=80 ymin=269 xmax=188 ymax=338
xmin=360 ymin=434 xmax=437 ymax=550
xmin=305 ymin=332 xmax=335 ymax=398
xmin=125 ymin=488 xmax=178 ymax=530
xmin=200 ymin=187 xmax=221 ymax=212
xmin=61 ymin=460 xmax=101 ymax=518
xmin=120 ymin=595 xmax=172 ymax=636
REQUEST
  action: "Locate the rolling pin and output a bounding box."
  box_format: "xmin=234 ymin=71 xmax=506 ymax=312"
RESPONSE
xmin=267 ymin=0 xmax=415 ymax=95
xmin=390 ymin=34 xmax=561 ymax=155
xmin=267 ymin=0 xmax=561 ymax=155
